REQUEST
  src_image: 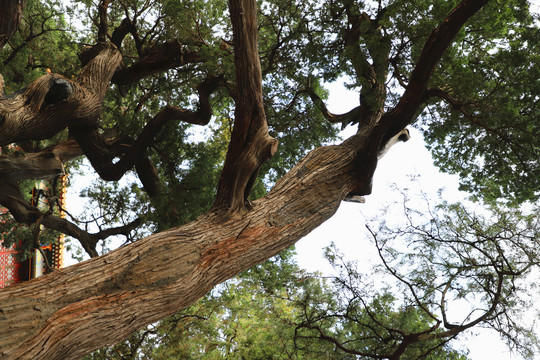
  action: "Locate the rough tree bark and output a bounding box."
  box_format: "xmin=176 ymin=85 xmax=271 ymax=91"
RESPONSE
xmin=214 ymin=0 xmax=278 ymax=211
xmin=0 ymin=0 xmax=24 ymax=50
xmin=0 ymin=0 xmax=489 ymax=358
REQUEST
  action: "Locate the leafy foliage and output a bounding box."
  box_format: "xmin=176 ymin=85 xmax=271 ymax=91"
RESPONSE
xmin=0 ymin=0 xmax=79 ymax=88
xmin=421 ymin=1 xmax=540 ymax=203
xmin=85 ymin=246 xmax=474 ymax=359
xmin=369 ymin=196 xmax=540 ymax=358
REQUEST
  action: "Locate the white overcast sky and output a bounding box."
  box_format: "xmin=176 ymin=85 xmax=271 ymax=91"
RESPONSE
xmin=295 ymin=78 xmax=539 ymax=360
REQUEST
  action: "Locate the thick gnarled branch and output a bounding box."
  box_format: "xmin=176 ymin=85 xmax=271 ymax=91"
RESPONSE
xmin=78 ymin=42 xmax=122 ymax=100
xmin=0 ymin=74 xmax=76 ymax=145
xmin=70 ymin=75 xmax=222 ymax=188
xmin=213 ymin=0 xmax=278 ymax=212
xmin=111 ymin=40 xmax=202 ymax=86
xmin=0 ymin=42 xmax=122 ymax=147
xmin=0 ymin=0 xmax=24 ymax=50
xmin=0 ymin=139 xmax=83 ymax=182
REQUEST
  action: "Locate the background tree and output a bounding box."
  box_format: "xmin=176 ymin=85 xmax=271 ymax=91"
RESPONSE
xmin=83 ymin=249 xmax=344 ymax=360
xmin=84 ymin=245 xmax=476 ymax=360
xmin=290 ymin=198 xmax=540 ymax=359
xmin=0 ymin=0 xmax=538 ymax=358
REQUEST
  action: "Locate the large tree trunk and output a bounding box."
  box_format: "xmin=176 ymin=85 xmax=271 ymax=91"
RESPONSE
xmin=0 ymin=138 xmax=362 ymax=360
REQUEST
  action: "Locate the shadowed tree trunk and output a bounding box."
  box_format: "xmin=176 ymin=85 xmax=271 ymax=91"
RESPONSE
xmin=0 ymin=0 xmax=24 ymax=50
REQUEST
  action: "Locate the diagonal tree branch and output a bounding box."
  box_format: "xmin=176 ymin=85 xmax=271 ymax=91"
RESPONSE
xmin=0 ymin=132 xmax=361 ymax=359
xmin=111 ymin=40 xmax=202 ymax=86
xmin=71 ymin=75 xmax=222 ymax=184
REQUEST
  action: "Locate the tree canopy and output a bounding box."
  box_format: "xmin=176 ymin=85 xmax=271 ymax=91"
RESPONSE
xmin=0 ymin=0 xmax=539 ymax=358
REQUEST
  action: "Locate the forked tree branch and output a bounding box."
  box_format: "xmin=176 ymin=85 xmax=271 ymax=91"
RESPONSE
xmin=351 ymin=0 xmax=490 ymax=191
xmin=111 ymin=40 xmax=202 ymax=86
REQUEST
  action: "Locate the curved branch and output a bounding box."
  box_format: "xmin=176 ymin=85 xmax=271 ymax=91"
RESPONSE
xmin=431 ymin=273 xmax=505 ymax=339
xmin=0 ymin=74 xmax=76 ymax=145
xmin=347 ymin=0 xmax=491 ymax=195
xmin=111 ymin=17 xmax=137 ymax=50
xmin=90 ymin=217 xmax=143 ymax=242
xmin=296 ymin=323 xmax=384 ymax=358
xmin=78 ymin=41 xmax=122 ymax=99
xmin=302 ymin=84 xmax=362 ymax=126
xmin=111 ymin=40 xmax=202 ymax=86
xmin=368 ymin=225 xmax=440 ymax=323
xmin=440 ymin=273 xmax=460 ymax=330
xmin=71 ymin=76 xmax=222 ymax=183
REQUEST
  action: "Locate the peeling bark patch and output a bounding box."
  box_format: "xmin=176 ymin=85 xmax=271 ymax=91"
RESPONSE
xmin=107 ymin=242 xmax=201 ymax=291
xmin=268 ymin=212 xmax=294 ymax=227
xmin=200 ymin=225 xmax=279 ymax=269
